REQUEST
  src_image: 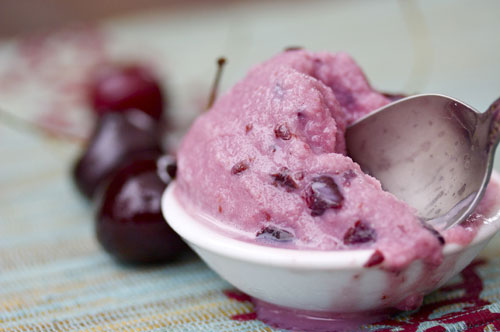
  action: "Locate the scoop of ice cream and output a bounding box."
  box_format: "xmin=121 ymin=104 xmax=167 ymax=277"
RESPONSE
xmin=175 ymin=50 xmax=494 ymax=270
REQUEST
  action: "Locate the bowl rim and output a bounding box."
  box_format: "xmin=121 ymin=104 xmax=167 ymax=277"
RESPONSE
xmin=162 ymin=175 xmax=500 ymax=270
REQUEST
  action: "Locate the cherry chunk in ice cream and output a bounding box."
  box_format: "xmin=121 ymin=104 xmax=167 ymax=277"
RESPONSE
xmin=174 ymin=50 xmax=497 ymax=270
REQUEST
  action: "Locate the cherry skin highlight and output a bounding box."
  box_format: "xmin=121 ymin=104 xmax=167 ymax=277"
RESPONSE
xmin=303 ymin=176 xmax=344 ymax=216
xmin=73 ymin=110 xmax=162 ymax=199
xmin=95 ymin=154 xmax=186 ymax=264
xmin=89 ymin=63 xmax=165 ymax=120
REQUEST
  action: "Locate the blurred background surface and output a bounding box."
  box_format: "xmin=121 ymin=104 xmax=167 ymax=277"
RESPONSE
xmin=1 ymin=0 xmax=499 ymax=128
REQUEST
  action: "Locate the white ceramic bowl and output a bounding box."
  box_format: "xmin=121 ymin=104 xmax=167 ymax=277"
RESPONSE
xmin=162 ymin=175 xmax=500 ymax=330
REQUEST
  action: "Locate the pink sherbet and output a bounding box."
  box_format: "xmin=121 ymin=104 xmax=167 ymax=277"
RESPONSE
xmin=175 ymin=50 xmax=498 ymax=270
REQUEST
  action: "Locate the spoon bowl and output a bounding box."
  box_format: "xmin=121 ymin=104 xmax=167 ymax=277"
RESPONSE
xmin=162 ymin=177 xmax=500 ymax=331
xmin=346 ymin=94 xmax=500 ymax=229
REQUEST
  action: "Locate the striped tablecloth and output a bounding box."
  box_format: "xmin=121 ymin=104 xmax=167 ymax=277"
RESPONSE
xmin=2 ymin=1 xmax=500 ymax=330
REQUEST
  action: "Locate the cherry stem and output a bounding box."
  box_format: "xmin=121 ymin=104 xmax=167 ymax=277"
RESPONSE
xmin=0 ymin=106 xmax=86 ymax=145
xmin=284 ymin=46 xmax=303 ymax=52
xmin=206 ymin=57 xmax=226 ymax=110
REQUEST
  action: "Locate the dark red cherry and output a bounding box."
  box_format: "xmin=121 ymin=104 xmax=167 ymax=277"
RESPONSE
xmin=95 ymin=154 xmax=186 ymax=264
xmin=89 ymin=63 xmax=165 ymax=120
xmin=231 ymin=161 xmax=249 ymax=175
xmin=303 ymin=175 xmax=344 ymax=216
xmin=343 ymin=220 xmax=376 ymax=245
xmin=73 ymin=110 xmax=162 ymax=198
xmin=256 ymin=226 xmax=294 ymax=242
xmin=271 ymin=167 xmax=298 ymax=192
xmin=157 ymin=154 xmax=177 ymax=182
xmin=274 ymin=123 xmax=292 ymax=140
xmin=364 ymin=250 xmax=384 ymax=268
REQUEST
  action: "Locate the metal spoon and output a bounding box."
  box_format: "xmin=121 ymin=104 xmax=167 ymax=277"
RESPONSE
xmin=346 ymin=94 xmax=500 ymax=230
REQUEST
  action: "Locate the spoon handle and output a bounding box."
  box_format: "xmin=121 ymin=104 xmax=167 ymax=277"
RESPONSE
xmin=485 ymin=97 xmax=500 ymax=151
